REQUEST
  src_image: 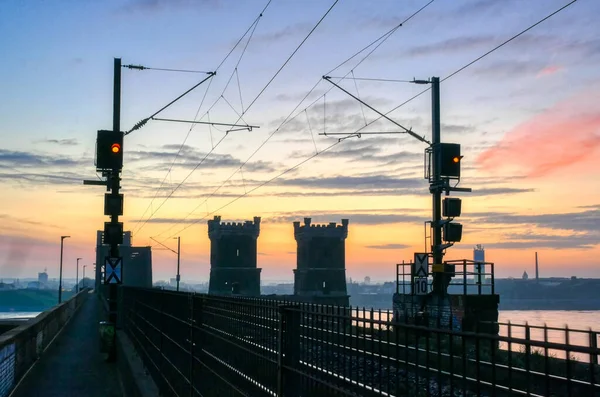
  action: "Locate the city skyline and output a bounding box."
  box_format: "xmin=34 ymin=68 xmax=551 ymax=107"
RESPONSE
xmin=1 ymin=0 xmax=599 ymax=282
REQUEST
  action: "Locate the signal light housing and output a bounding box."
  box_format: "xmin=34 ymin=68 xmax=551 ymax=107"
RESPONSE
xmin=96 ymin=130 xmax=123 ymax=170
xmin=439 ymin=143 xmax=462 ymax=178
xmin=443 ymin=222 xmax=463 ymax=242
xmin=443 ymin=197 xmax=462 ymax=218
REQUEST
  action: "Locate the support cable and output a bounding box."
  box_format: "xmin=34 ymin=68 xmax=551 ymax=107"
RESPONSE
xmin=157 ymin=0 xmax=576 ymax=240
xmin=153 ymin=0 xmax=436 ymax=240
xmin=137 ymin=0 xmax=339 ymax=237
xmin=131 ymin=1 xmax=271 ymax=236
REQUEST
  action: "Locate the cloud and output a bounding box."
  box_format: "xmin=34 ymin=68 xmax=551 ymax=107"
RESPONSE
xmin=276 ymin=174 xmax=424 ymax=190
xmin=270 ymin=212 xmax=425 ymax=225
xmin=469 ymin=208 xmax=600 ymax=233
xmin=483 ymin=232 xmax=599 ymax=250
xmin=472 ymin=60 xmax=547 ymax=78
xmin=0 ymin=214 xmax=58 ymax=228
xmin=405 ymin=36 xmax=497 ymax=57
xmin=537 ymin=65 xmax=563 ymax=78
xmin=0 ymin=149 xmax=85 ymax=168
xmin=365 ymin=243 xmax=411 ymax=250
xmin=118 ymin=0 xmax=219 ymax=13
xmin=251 ymin=23 xmax=314 ymax=46
xmin=477 ymin=85 xmax=600 ymax=177
xmin=35 ymin=138 xmax=79 ymax=146
xmin=0 ymin=171 xmax=85 ymax=186
xmin=128 ymin=144 xmax=277 ymax=173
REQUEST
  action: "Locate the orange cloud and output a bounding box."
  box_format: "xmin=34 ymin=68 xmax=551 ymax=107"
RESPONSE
xmin=477 ymin=86 xmax=600 ymax=178
xmin=537 ymin=65 xmax=563 ymax=77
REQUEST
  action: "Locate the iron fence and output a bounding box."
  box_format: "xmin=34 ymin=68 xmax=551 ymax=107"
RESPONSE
xmin=121 ymin=287 xmax=600 ymax=397
xmin=396 ymin=260 xmax=495 ymax=296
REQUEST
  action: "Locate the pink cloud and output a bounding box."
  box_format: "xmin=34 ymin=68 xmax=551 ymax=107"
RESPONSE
xmin=537 ymin=65 xmax=563 ymax=77
xmin=477 ymin=86 xmax=600 ymax=178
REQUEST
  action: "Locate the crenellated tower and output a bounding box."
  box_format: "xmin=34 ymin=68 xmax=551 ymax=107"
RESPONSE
xmin=208 ymin=215 xmax=262 ymax=295
xmin=293 ymin=217 xmax=349 ymax=306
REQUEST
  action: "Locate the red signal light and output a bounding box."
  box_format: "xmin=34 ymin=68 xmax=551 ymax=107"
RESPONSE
xmin=452 ymin=156 xmax=460 ymax=163
xmin=111 ymin=143 xmax=121 ymax=153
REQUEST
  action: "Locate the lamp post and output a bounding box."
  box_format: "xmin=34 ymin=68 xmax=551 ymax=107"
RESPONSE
xmin=175 ymin=236 xmax=181 ymax=292
xmin=59 ymin=235 xmax=70 ymax=304
xmin=76 ymin=257 xmax=82 ymax=293
xmin=83 ymin=265 xmax=87 ymax=289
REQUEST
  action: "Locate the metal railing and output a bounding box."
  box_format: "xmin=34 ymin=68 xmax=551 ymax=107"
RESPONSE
xmin=121 ymin=287 xmax=600 ymax=397
xmin=396 ymin=259 xmax=495 ymax=295
xmin=0 ymin=289 xmax=89 ymax=397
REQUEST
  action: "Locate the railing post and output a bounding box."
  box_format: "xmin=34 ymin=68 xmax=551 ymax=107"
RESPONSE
xmin=590 ymin=329 xmax=598 ymax=365
xmin=463 ymin=261 xmax=467 ymax=295
xmin=277 ymin=305 xmax=300 ymax=397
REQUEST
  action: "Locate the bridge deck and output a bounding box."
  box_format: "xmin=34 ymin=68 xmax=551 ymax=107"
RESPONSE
xmin=11 ymin=292 xmax=126 ymax=397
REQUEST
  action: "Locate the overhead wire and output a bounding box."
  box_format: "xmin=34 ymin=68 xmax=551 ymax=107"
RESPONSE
xmin=136 ymin=0 xmax=341 ymax=238
xmin=131 ymin=0 xmax=272 ymax=237
xmin=153 ymin=0 xmax=437 ymax=240
xmin=156 ymin=0 xmax=577 ymax=240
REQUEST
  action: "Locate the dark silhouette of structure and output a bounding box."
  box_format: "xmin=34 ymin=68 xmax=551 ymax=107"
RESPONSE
xmin=293 ymin=217 xmax=349 ymax=306
xmin=208 ymin=215 xmax=262 ymax=295
xmin=94 ymin=231 xmax=153 ymax=290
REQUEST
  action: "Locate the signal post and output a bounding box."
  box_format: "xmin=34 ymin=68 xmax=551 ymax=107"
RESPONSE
xmin=84 ymin=58 xmax=124 ymax=361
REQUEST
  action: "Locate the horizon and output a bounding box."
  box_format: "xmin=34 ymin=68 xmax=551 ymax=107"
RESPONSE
xmin=1 ymin=0 xmax=599 ymax=283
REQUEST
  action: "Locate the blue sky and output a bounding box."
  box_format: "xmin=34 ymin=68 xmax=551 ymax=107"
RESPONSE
xmin=1 ymin=0 xmax=599 ymax=282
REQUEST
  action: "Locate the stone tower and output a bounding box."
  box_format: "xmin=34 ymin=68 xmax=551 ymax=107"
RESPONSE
xmin=293 ymin=217 xmax=349 ymax=306
xmin=208 ymin=215 xmax=262 ymax=295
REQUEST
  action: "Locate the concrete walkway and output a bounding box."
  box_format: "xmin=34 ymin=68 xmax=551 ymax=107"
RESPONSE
xmin=10 ymin=292 xmax=126 ymax=397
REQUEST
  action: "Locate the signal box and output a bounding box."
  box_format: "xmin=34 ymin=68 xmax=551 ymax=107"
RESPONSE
xmin=96 ymin=130 xmax=123 ymax=170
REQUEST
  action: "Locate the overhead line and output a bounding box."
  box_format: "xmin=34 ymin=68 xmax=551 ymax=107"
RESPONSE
xmin=442 ymin=0 xmax=578 ymax=82
xmin=131 ymin=0 xmax=272 ymax=236
xmin=157 ymin=0 xmax=576 ymax=240
xmin=137 ymin=0 xmax=340 ymax=238
xmin=153 ymin=0 xmax=437 ymax=240
xmin=167 ymin=140 xmax=344 ymax=237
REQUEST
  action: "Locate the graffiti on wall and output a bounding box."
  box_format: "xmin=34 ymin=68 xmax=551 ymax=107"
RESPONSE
xmin=0 ymin=343 xmax=16 ymax=397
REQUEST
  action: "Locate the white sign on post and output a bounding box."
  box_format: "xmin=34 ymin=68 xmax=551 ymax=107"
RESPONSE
xmin=413 ymin=253 xmax=429 ymax=295
xmin=413 ymin=277 xmax=428 ymax=295
xmin=413 ymin=253 xmax=429 ymax=278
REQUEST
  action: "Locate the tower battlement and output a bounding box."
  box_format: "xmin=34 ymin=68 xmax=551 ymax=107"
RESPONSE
xmin=207 ymin=215 xmax=261 ymax=296
xmin=208 ymin=215 xmax=261 ymax=239
xmin=293 ymin=217 xmax=349 ymax=240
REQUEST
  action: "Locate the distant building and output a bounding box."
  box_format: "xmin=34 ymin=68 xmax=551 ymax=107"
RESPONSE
xmin=364 ymin=276 xmax=371 ymax=285
xmin=522 ymin=271 xmax=529 ymax=280
xmin=27 ymin=281 xmax=41 ymax=289
xmin=474 ymin=245 xmax=485 ymax=282
xmin=0 ymin=282 xmax=15 ymax=290
xmin=38 ymin=269 xmax=49 ymax=285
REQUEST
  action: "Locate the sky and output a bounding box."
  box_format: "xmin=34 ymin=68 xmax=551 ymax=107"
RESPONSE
xmin=0 ymin=0 xmax=599 ymax=283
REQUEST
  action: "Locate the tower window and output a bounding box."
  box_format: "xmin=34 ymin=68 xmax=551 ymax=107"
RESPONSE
xmin=236 ymin=249 xmax=239 ymax=257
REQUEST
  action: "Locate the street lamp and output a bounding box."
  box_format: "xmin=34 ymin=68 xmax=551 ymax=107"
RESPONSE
xmin=83 ymin=265 xmax=87 ymax=289
xmin=175 ymin=236 xmax=181 ymax=292
xmin=76 ymin=257 xmax=82 ymax=293
xmin=59 ymin=235 xmax=70 ymax=304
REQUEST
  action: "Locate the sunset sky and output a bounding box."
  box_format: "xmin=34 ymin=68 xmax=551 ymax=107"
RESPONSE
xmin=1 ymin=0 xmax=598 ymax=283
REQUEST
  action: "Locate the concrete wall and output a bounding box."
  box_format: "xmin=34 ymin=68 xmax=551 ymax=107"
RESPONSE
xmin=0 ymin=289 xmax=88 ymax=397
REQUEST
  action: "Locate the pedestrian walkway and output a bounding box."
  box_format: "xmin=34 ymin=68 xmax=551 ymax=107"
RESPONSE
xmin=10 ymin=292 xmax=125 ymax=397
